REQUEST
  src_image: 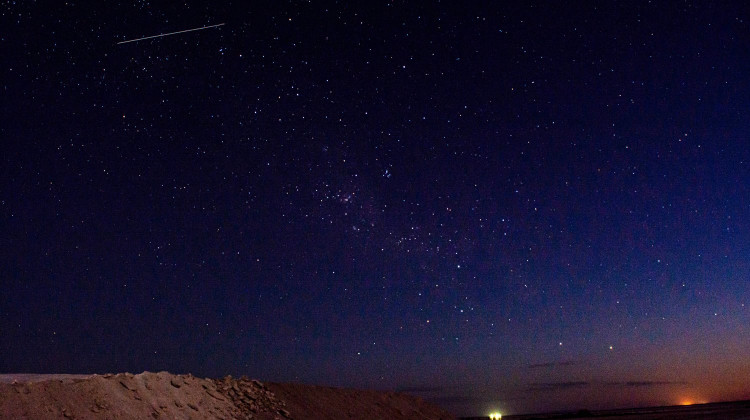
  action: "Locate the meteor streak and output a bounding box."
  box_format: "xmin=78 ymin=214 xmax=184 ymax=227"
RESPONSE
xmin=117 ymin=23 xmax=225 ymax=45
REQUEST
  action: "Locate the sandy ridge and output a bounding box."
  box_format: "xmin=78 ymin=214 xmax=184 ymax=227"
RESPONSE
xmin=0 ymin=371 xmax=455 ymax=420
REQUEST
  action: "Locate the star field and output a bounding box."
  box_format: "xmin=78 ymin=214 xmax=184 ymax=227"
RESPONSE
xmin=1 ymin=1 xmax=749 ymax=416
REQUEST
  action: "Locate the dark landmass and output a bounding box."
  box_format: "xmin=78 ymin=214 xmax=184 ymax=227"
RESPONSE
xmin=495 ymin=400 xmax=750 ymax=420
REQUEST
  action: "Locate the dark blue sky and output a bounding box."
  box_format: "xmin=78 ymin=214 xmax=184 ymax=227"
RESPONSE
xmin=2 ymin=1 xmax=749 ymax=416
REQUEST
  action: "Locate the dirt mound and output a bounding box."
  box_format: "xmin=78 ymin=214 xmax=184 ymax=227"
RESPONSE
xmin=266 ymin=382 xmax=454 ymax=420
xmin=0 ymin=372 xmax=455 ymax=420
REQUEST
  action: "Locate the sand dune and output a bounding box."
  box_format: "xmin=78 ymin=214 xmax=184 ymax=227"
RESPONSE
xmin=0 ymin=371 xmax=455 ymax=419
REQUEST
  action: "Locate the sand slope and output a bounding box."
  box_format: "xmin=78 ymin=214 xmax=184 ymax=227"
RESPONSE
xmin=0 ymin=372 xmax=455 ymax=420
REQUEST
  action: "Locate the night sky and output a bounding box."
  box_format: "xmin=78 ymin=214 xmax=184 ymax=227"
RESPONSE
xmin=2 ymin=1 xmax=749 ymax=416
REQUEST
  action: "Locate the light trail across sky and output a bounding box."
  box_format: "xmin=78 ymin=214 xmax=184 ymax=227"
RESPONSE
xmin=117 ymin=23 xmax=225 ymax=45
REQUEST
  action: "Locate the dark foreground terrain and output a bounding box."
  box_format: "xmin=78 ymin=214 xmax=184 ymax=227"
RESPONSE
xmin=499 ymin=400 xmax=750 ymax=420
xmin=0 ymin=372 xmax=455 ymax=419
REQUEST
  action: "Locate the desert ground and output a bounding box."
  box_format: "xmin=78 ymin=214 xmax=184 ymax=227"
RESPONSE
xmin=0 ymin=371 xmax=455 ymax=419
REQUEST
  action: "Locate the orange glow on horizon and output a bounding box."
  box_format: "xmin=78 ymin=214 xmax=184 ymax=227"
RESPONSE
xmin=678 ymin=397 xmax=708 ymax=406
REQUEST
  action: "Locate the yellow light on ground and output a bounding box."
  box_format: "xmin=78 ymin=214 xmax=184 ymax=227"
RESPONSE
xmin=489 ymin=412 xmax=502 ymax=419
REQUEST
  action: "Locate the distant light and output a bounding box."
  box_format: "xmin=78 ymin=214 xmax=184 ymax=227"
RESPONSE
xmin=489 ymin=412 xmax=502 ymax=419
xmin=679 ymin=399 xmax=706 ymax=406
